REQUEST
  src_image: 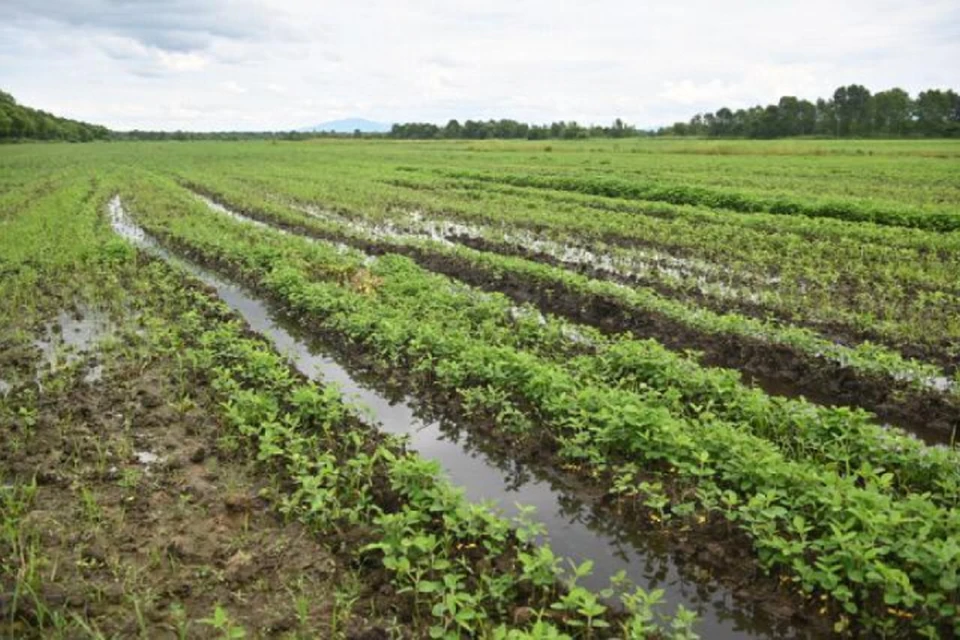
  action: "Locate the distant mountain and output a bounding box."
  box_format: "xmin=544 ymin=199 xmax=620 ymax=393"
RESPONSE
xmin=300 ymin=118 xmax=391 ymax=133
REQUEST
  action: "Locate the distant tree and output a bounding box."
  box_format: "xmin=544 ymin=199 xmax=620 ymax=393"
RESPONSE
xmin=526 ymin=125 xmax=550 ymax=140
xmin=833 ymin=84 xmax=872 ymax=136
xmin=462 ymin=119 xmax=486 ymax=139
xmin=608 ymin=117 xmax=629 ymax=138
xmin=871 ymin=88 xmax=912 ymax=136
xmin=0 ymin=89 xmax=110 ymax=141
xmin=0 ymin=109 xmax=12 ymax=138
xmin=813 ymin=98 xmax=835 ymax=136
xmin=776 ymin=97 xmax=802 ymax=136
xmin=712 ymin=107 xmax=734 ymax=136
xmin=658 ymin=83 xmax=960 ymax=139
xmin=796 ymin=99 xmax=817 ymax=135
xmin=689 ymin=113 xmax=705 ymax=136
xmin=914 ymin=89 xmax=960 ymax=137
xmin=442 ymin=119 xmax=462 ymax=138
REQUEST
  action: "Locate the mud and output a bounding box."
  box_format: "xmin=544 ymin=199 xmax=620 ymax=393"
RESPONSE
xmin=450 ymin=234 xmax=960 ymax=378
xmin=33 ymin=306 xmax=113 ymax=379
xmin=191 ymin=192 xmax=959 ymax=445
xmin=402 ymin=246 xmax=958 ymax=445
xmin=0 ymin=347 xmax=395 ymax=638
xmin=109 ymin=198 xmax=830 ymax=638
xmin=385 ymin=179 xmax=960 ymax=370
xmin=307 ymin=201 xmax=959 ymax=381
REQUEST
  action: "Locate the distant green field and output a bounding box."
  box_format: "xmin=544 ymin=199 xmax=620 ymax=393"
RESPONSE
xmin=3 ymin=138 xmax=960 ymax=638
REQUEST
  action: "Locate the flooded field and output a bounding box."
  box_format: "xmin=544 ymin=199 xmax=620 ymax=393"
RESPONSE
xmin=4 ymin=139 xmax=960 ymax=638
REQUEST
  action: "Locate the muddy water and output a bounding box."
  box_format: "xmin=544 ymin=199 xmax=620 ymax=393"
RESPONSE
xmin=109 ymin=196 xmax=812 ymax=639
xmin=30 ymin=306 xmax=113 ymax=387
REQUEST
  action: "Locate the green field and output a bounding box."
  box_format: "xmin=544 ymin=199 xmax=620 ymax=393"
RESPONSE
xmin=2 ymin=138 xmax=960 ymax=638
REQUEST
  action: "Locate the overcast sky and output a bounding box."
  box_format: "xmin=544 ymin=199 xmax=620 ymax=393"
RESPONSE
xmin=2 ymin=0 xmax=958 ymax=131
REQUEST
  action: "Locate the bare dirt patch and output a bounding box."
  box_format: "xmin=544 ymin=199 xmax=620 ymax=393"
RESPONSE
xmin=0 ymin=349 xmax=400 ymax=638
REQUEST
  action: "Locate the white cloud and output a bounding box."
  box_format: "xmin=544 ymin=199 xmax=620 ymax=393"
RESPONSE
xmin=219 ymin=80 xmax=247 ymax=94
xmin=157 ymin=51 xmax=209 ymax=72
xmin=0 ymin=0 xmax=957 ymax=130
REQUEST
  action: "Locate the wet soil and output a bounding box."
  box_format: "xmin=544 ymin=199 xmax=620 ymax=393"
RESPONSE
xmin=116 ymin=199 xmax=836 ymax=637
xmin=187 ymin=190 xmax=957 ymax=445
xmin=449 ymin=235 xmax=960 ymax=377
xmin=400 ymin=245 xmax=958 ymax=445
xmin=387 ymin=177 xmax=960 ymax=371
xmin=267 ymin=302 xmax=831 ymax=639
xmin=0 ymin=337 xmax=404 ymax=638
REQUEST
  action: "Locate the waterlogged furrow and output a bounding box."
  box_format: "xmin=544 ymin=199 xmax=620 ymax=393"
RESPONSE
xmin=291 ymin=199 xmax=780 ymax=300
xmin=286 ymin=193 xmax=960 ymax=382
xmin=117 ymin=184 xmax=960 ymax=636
xmin=380 ymin=174 xmax=960 ymax=363
xmin=180 ymin=179 xmax=960 ymax=441
xmin=107 ymin=197 xmax=710 ymax=639
xmin=442 ymin=170 xmax=960 ymax=232
xmin=189 ymin=189 xmax=960 ymax=510
xmin=175 ymin=162 xmax=960 ymax=369
xmin=190 ymin=174 xmax=959 ymax=388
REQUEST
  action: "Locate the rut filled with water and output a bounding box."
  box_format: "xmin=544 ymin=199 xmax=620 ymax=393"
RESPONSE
xmin=109 ymin=195 xmax=819 ymax=639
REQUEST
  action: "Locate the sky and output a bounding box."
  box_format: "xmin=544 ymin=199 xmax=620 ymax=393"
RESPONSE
xmin=2 ymin=0 xmax=958 ymax=131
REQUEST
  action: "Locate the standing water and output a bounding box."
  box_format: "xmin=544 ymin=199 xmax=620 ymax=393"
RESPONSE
xmin=108 ymin=196 xmax=813 ymax=639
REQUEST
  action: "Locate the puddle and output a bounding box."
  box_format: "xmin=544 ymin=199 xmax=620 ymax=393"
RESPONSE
xmin=292 ymin=200 xmax=773 ymax=304
xmin=32 ymin=307 xmax=113 ymax=380
xmin=83 ymin=364 xmax=104 ymax=384
xmin=895 ymin=372 xmax=955 ymax=394
xmin=199 ymin=194 xmax=598 ymax=349
xmin=109 ymin=196 xmax=821 ymax=638
xmin=195 ymin=194 xmax=272 ymax=230
xmin=134 ymin=451 xmax=160 ymax=465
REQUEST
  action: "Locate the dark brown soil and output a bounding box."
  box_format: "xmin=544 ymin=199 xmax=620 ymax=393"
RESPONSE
xmin=402 ymin=243 xmax=958 ymax=443
xmin=450 ymin=234 xmax=959 ymax=375
xmin=389 ymin=177 xmax=960 ymax=371
xmin=150 ymin=232 xmax=835 ymax=638
xmin=181 ymin=185 xmax=959 ymax=444
xmin=0 ymin=346 xmax=404 ymax=638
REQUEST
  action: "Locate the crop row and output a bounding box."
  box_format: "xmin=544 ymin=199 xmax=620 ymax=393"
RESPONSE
xmin=178 ymin=180 xmax=960 ymax=502
xmin=171 ymin=173 xmax=960 ymax=441
xmin=438 ymin=169 xmax=960 ymax=232
xmin=0 ymin=170 xmax=696 ymax=638
xmin=177 ymin=163 xmax=960 ymax=370
xmin=182 ymin=180 xmax=960 ymax=507
xmin=387 ymin=174 xmax=960 ymax=364
xmin=147 ymin=260 xmax=688 ymax=638
xmin=120 ymin=175 xmax=960 ymax=635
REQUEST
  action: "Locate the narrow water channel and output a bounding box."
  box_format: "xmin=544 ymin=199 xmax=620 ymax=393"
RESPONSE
xmin=108 ymin=196 xmax=813 ymax=639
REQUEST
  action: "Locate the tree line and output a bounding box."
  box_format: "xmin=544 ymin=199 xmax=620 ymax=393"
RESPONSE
xmin=661 ymin=85 xmax=960 ymax=138
xmin=110 ymin=130 xmax=340 ymax=141
xmin=5 ymin=84 xmax=959 ymax=143
xmin=0 ymin=90 xmax=109 ymax=142
xmin=389 ymin=118 xmax=642 ymax=140
xmin=388 ymin=86 xmax=958 ymax=140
